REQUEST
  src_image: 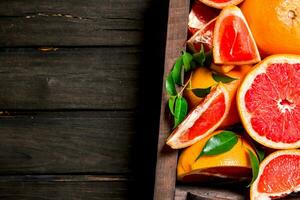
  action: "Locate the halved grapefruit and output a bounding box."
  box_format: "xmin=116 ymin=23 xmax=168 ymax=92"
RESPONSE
xmin=237 ymin=55 xmax=300 ymax=149
xmin=178 ymin=130 xmax=255 ymax=182
xmin=198 ymin=0 xmax=245 ymax=9
xmin=167 ymin=84 xmax=230 ymax=149
xmin=250 ymin=150 xmax=300 ymax=200
xmin=188 ymin=1 xmax=218 ymax=37
xmin=187 ymin=18 xmax=216 ymax=53
xmin=213 ymin=6 xmax=261 ymax=65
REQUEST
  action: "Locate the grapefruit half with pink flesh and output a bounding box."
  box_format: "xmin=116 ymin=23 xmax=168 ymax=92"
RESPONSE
xmin=166 ymin=84 xmax=230 ymax=149
xmin=238 ymin=55 xmax=300 ymax=149
xmin=251 ymin=150 xmax=300 ymax=200
xmin=213 ymin=6 xmax=261 ymax=65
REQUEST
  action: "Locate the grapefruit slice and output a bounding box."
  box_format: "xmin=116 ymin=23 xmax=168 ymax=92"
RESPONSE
xmin=188 ymin=1 xmax=218 ymax=37
xmin=166 ymin=84 xmax=230 ymax=149
xmin=198 ymin=0 xmax=245 ymax=9
xmin=178 ymin=130 xmax=255 ymax=182
xmin=237 ymin=55 xmax=300 ymax=149
xmin=250 ymin=150 xmax=300 ymax=200
xmin=187 ymin=18 xmax=216 ymax=53
xmin=213 ymin=6 xmax=261 ymax=65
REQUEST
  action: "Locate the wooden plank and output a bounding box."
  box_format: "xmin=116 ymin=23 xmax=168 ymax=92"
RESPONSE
xmin=0 ymin=175 xmax=129 ymax=200
xmin=0 ymin=111 xmax=135 ymax=174
xmin=0 ymin=0 xmax=151 ymax=46
xmin=153 ymin=0 xmax=190 ymax=199
xmin=0 ymin=47 xmax=140 ymax=109
xmin=175 ymin=186 xmax=245 ymax=200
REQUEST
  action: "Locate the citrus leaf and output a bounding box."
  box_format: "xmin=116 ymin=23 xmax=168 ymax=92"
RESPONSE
xmin=166 ymin=73 xmax=177 ymax=96
xmin=168 ymin=96 xmax=176 ymax=116
xmin=204 ymin=51 xmax=213 ymax=67
xmin=172 ymin=57 xmax=183 ymax=85
xmin=212 ymin=73 xmax=238 ymax=83
xmin=196 ymin=131 xmax=238 ymax=161
xmin=174 ymin=96 xmax=188 ymax=128
xmin=254 ymin=145 xmax=265 ymax=162
xmin=193 ymin=45 xmax=205 ymax=66
xmin=183 ymin=51 xmax=193 ymax=72
xmin=247 ymin=149 xmax=259 ymax=187
xmin=192 ymin=87 xmax=211 ymax=98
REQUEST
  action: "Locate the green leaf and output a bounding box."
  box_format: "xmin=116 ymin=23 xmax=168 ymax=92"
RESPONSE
xmin=204 ymin=51 xmax=213 ymax=67
xmin=182 ymin=51 xmax=193 ymax=72
xmin=168 ymin=96 xmax=176 ymax=116
xmin=212 ymin=73 xmax=238 ymax=83
xmin=253 ymin=145 xmax=265 ymax=162
xmin=174 ymin=96 xmax=188 ymax=128
xmin=172 ymin=57 xmax=183 ymax=85
xmin=193 ymin=45 xmax=206 ymax=66
xmin=166 ymin=73 xmax=177 ymax=96
xmin=196 ymin=131 xmax=238 ymax=161
xmin=247 ymin=150 xmax=259 ymax=187
xmin=192 ymin=87 xmax=211 ymax=98
xmin=190 ymin=60 xmax=197 ymax=70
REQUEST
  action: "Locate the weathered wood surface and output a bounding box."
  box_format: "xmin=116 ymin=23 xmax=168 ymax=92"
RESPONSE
xmin=0 ymin=175 xmax=129 ymax=200
xmin=0 ymin=111 xmax=135 ymax=174
xmin=0 ymin=47 xmax=140 ymax=109
xmin=153 ymin=0 xmax=190 ymax=199
xmin=0 ymin=0 xmax=151 ymax=46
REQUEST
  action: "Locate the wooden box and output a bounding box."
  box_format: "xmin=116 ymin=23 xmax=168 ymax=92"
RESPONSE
xmin=153 ymin=0 xmax=299 ymax=200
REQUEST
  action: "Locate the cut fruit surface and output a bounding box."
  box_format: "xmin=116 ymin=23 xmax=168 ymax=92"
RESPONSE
xmin=188 ymin=1 xmax=218 ymax=37
xmin=187 ymin=18 xmax=216 ymax=53
xmin=237 ymin=55 xmax=300 ymax=149
xmin=250 ymin=150 xmax=300 ymax=200
xmin=213 ymin=6 xmax=261 ymax=65
xmin=167 ymin=84 xmax=230 ymax=149
xmin=198 ymin=0 xmax=245 ymax=9
xmin=177 ymin=130 xmax=255 ymax=182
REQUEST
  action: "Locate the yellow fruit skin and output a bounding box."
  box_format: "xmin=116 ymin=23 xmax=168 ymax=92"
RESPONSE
xmin=177 ymin=130 xmax=256 ymax=180
xmin=184 ymin=65 xmax=252 ymax=127
xmin=241 ymin=0 xmax=300 ymax=55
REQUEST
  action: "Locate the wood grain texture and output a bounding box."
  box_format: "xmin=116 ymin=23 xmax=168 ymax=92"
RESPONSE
xmin=0 ymin=175 xmax=129 ymax=200
xmin=0 ymin=0 xmax=151 ymax=46
xmin=153 ymin=0 xmax=189 ymax=199
xmin=0 ymin=47 xmax=140 ymax=109
xmin=0 ymin=111 xmax=135 ymax=174
xmin=175 ymin=185 xmax=245 ymax=200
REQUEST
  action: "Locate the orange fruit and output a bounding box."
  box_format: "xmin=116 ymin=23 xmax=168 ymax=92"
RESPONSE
xmin=167 ymin=84 xmax=230 ymax=149
xmin=198 ymin=0 xmax=245 ymax=9
xmin=250 ymin=150 xmax=300 ymax=200
xmin=210 ymin=62 xmax=235 ymax=74
xmin=184 ymin=65 xmax=252 ymax=127
xmin=177 ymin=130 xmax=255 ymax=182
xmin=237 ymin=55 xmax=300 ymax=149
xmin=241 ymin=0 xmax=300 ymax=55
xmin=213 ymin=6 xmax=261 ymax=65
xmin=188 ymin=1 xmax=218 ymax=37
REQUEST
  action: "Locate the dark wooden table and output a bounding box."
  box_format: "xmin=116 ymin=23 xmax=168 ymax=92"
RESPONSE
xmin=0 ymin=0 xmax=169 ymax=199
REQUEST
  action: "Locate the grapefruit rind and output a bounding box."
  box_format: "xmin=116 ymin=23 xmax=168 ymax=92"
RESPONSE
xmin=250 ymin=150 xmax=300 ymax=200
xmin=213 ymin=6 xmax=261 ymax=65
xmin=198 ymin=0 xmax=245 ymax=9
xmin=237 ymin=54 xmax=300 ymax=149
xmin=166 ymin=84 xmax=230 ymax=149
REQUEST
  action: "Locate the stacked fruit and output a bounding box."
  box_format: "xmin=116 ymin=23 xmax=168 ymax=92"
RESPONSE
xmin=165 ymin=0 xmax=300 ymax=199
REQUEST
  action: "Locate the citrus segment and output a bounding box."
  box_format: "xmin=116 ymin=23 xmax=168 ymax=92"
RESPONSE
xmin=166 ymin=84 xmax=230 ymax=149
xmin=188 ymin=18 xmax=216 ymax=53
xmin=251 ymin=150 xmax=300 ymax=200
xmin=238 ymin=55 xmax=300 ymax=149
xmin=198 ymin=0 xmax=245 ymax=9
xmin=241 ymin=0 xmax=300 ymax=55
xmin=177 ymin=130 xmax=255 ymax=182
xmin=213 ymin=6 xmax=261 ymax=65
xmin=188 ymin=1 xmax=218 ymax=37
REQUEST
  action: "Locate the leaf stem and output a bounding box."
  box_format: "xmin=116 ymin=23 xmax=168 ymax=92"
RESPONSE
xmin=178 ymin=72 xmax=193 ymax=96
